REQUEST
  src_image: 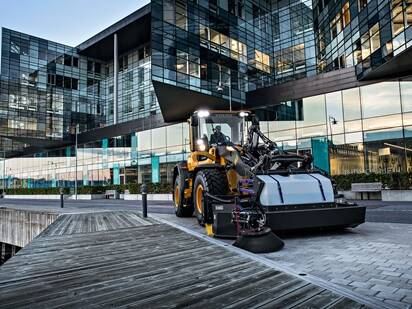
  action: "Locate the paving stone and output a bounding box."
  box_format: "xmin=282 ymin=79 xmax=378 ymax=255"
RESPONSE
xmin=353 ymin=287 xmax=379 ymax=297
xmin=329 ymin=272 xmax=351 ymax=279
xmin=402 ymin=296 xmax=412 ymax=304
xmin=383 ymin=299 xmax=412 ymax=309
xmin=376 ymin=291 xmax=404 ymax=302
xmin=346 ymin=275 xmax=370 ymax=283
xmin=330 ymin=278 xmax=352 ymax=285
xmin=368 ymin=278 xmax=393 ymax=285
xmin=395 ymin=288 xmax=412 ymax=298
xmin=384 ymin=276 xmax=410 ymax=285
xmin=371 ymin=284 xmax=399 ymax=294
xmin=382 ymin=271 xmax=403 ymax=277
xmin=378 ymin=266 xmax=398 ymax=272
xmin=349 ymin=281 xmax=372 ymax=289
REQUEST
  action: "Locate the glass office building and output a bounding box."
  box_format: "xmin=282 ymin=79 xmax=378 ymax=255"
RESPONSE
xmin=1 ymin=0 xmax=412 ymax=189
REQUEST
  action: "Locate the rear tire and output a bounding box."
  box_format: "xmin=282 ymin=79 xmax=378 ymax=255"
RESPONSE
xmin=173 ymin=175 xmax=194 ymax=217
xmin=193 ymin=169 xmax=229 ymax=226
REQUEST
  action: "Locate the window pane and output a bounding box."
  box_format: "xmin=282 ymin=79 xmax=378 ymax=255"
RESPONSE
xmin=167 ymin=124 xmax=183 ymax=146
xmin=298 ymin=94 xmax=326 ymax=127
xmin=370 ymin=23 xmax=380 ymax=53
xmin=325 ymin=91 xmax=344 ymax=134
xmin=361 ymin=82 xmax=401 ymax=118
xmin=151 ymin=127 xmax=167 ymax=149
xmin=138 ymin=130 xmax=151 ymax=151
xmin=401 ymin=82 xmax=412 ymax=112
xmin=342 ymin=88 xmax=361 ymax=120
xmin=362 ymin=114 xmax=402 ymax=131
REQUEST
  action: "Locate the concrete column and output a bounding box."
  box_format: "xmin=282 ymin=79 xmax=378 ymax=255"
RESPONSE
xmin=113 ymin=33 xmax=118 ymax=125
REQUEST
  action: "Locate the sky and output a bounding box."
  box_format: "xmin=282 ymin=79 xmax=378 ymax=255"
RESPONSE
xmin=0 ymin=0 xmax=150 ymax=46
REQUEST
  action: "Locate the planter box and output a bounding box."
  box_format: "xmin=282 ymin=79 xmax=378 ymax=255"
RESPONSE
xmin=3 ymin=194 xmax=61 ymax=200
xmin=382 ymin=190 xmax=412 ymax=202
xmin=4 ymin=193 xmax=172 ymax=201
xmin=338 ymin=191 xmax=381 ymax=200
xmin=124 ymin=193 xmax=138 ymax=201
xmin=3 ymin=194 xmax=105 ymax=200
xmin=67 ymin=194 xmax=105 ymax=200
xmin=124 ymin=193 xmax=172 ymax=201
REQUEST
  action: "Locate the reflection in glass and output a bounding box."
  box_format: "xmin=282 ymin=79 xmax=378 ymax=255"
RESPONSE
xmin=151 ymin=127 xmax=167 ymax=149
xmin=362 ymin=114 xmax=402 ymax=131
xmin=325 ymin=91 xmax=344 ymax=135
xmin=345 ymin=120 xmax=362 ymax=132
xmin=360 ymin=82 xmax=401 ymax=118
xmin=400 ymin=82 xmax=412 ymax=112
xmin=342 ymin=88 xmax=361 ymax=120
xmin=298 ymin=94 xmax=326 ymax=127
xmin=364 ymin=138 xmax=405 ymax=173
xmin=330 ymin=142 xmax=365 ymax=175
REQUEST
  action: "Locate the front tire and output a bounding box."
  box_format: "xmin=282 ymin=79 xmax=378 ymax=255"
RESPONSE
xmin=193 ymin=169 xmax=229 ymax=226
xmin=173 ymin=174 xmax=193 ymax=217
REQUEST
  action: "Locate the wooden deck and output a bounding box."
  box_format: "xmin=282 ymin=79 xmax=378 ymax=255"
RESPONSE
xmin=0 ymin=211 xmax=366 ymax=308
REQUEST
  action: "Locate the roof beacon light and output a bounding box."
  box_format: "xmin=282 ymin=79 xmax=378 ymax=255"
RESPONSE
xmin=197 ymin=110 xmax=210 ymax=118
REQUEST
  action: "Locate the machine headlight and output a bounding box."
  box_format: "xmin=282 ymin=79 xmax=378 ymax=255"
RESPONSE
xmin=239 ymin=111 xmax=249 ymax=117
xmin=197 ymin=110 xmax=210 ymax=118
xmin=197 ymin=139 xmax=206 ymax=151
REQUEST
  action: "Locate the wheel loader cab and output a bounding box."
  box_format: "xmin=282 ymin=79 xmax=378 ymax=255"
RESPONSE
xmin=190 ymin=110 xmax=245 ymax=153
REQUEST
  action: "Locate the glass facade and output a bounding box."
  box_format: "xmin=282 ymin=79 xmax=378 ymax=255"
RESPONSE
xmin=0 ymin=28 xmax=158 ymax=141
xmin=0 ymin=28 xmax=104 ymax=140
xmin=2 ymin=123 xmax=190 ymax=188
xmin=266 ymin=81 xmax=412 ymax=175
xmin=3 ymin=80 xmax=412 ymax=188
xmin=0 ymin=1 xmax=411 ymax=189
xmin=314 ymin=0 xmax=412 ymax=77
xmin=151 ymin=0 xmax=317 ymax=106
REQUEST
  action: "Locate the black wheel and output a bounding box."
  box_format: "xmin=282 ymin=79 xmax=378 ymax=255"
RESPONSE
xmin=193 ymin=169 xmax=229 ymax=226
xmin=173 ymin=174 xmax=194 ymax=217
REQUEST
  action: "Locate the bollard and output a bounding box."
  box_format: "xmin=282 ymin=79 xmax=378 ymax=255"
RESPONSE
xmin=141 ymin=184 xmax=148 ymax=218
xmin=59 ymin=188 xmax=64 ymax=208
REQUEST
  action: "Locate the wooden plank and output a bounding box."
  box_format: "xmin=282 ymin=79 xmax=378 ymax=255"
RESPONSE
xmin=256 ymin=284 xmax=325 ymax=308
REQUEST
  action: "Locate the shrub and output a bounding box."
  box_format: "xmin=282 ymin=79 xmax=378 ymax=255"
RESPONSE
xmin=332 ymin=172 xmax=412 ymax=191
xmin=5 ymin=183 xmax=173 ymax=195
xmin=5 ymin=187 xmax=69 ymax=195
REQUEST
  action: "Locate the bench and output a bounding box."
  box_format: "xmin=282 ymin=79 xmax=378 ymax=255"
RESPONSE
xmin=351 ymin=182 xmax=382 ymax=200
xmin=105 ymin=190 xmax=119 ymax=200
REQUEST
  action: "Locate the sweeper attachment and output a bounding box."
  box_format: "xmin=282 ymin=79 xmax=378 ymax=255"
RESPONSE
xmin=172 ymin=110 xmax=366 ymax=253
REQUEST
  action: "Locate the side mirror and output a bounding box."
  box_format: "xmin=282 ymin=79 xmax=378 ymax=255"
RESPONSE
xmin=251 ymin=115 xmax=259 ymax=126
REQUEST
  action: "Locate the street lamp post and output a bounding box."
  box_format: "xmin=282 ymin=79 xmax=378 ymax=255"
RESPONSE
xmin=328 ymin=116 xmax=338 ymax=145
xmin=72 ymin=124 xmax=79 ymax=200
xmin=75 ymin=124 xmax=79 ymax=200
xmin=2 ymin=151 xmax=5 ymax=194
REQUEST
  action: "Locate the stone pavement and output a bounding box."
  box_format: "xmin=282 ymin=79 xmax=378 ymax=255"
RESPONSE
xmin=156 ymin=214 xmax=412 ymax=309
xmin=356 ymin=200 xmax=412 ymax=224
xmin=265 ymin=223 xmax=412 ymax=309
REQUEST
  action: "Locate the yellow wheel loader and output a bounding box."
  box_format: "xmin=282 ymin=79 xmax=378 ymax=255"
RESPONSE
xmin=172 ymin=110 xmax=365 ymax=250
